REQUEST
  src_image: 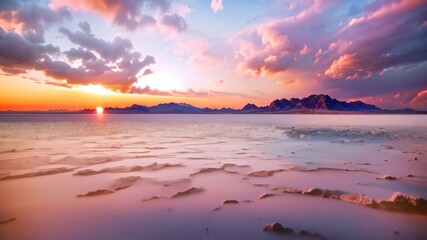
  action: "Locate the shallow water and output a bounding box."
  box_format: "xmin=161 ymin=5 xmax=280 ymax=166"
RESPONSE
xmin=0 ymin=114 xmax=426 ymax=239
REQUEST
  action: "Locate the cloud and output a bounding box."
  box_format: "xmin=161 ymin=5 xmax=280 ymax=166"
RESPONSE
xmin=51 ymin=0 xmax=177 ymax=30
xmin=324 ymin=53 xmax=370 ymax=80
xmin=64 ymin=47 xmax=96 ymax=61
xmin=129 ymin=85 xmax=172 ymax=96
xmin=209 ymin=90 xmax=256 ymax=100
xmin=0 ymin=2 xmax=71 ymax=43
xmin=321 ymin=61 xmax=427 ymax=109
xmin=211 ymin=0 xmax=223 ymax=13
xmin=142 ymin=69 xmax=153 ymax=75
xmin=323 ymin=0 xmax=427 ymax=79
xmin=0 ymin=21 xmax=155 ymax=92
xmin=58 ymin=27 xmax=133 ymax=62
xmin=129 ymin=86 xmax=208 ymax=97
xmin=129 ymin=85 xmax=255 ymax=100
xmin=410 ymin=89 xmax=427 ymax=110
xmin=172 ymin=88 xmax=209 ymax=97
xmin=78 ymin=21 xmax=91 ymax=34
xmin=233 ymin=0 xmax=427 ymax=109
xmin=0 ymin=27 xmax=60 ymax=73
xmin=173 ymin=38 xmax=223 ymax=65
xmin=160 ymin=13 xmax=188 ymax=33
xmin=235 ymin=0 xmax=334 ymax=77
xmin=0 ymin=0 xmax=23 ymax=11
xmin=345 ymin=88 xmax=427 ymax=111
xmin=56 ymin=24 xmax=155 ymax=90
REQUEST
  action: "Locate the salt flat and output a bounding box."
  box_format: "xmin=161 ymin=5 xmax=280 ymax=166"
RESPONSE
xmin=0 ymin=114 xmax=426 ymax=239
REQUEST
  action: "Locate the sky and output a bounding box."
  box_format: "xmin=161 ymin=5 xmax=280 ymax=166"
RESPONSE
xmin=0 ymin=0 xmax=426 ymax=110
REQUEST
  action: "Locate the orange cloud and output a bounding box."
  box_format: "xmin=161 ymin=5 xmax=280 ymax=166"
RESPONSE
xmin=51 ymin=0 xmax=167 ymax=30
xmin=410 ymin=89 xmax=427 ymax=109
xmin=324 ymin=53 xmax=370 ymax=80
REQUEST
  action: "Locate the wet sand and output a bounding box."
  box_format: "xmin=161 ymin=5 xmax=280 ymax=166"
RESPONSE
xmin=0 ymin=114 xmax=426 ymax=239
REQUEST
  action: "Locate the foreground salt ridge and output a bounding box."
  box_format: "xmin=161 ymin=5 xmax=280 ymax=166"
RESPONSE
xmin=1 ymin=121 xmax=426 ymax=239
xmin=271 ymin=186 xmax=427 ymax=215
xmin=78 ymin=176 xmax=195 ymax=198
xmin=264 ymin=222 xmax=328 ymax=240
xmin=73 ymin=162 xmax=183 ymax=176
xmin=0 ymin=167 xmax=76 ymax=181
xmin=207 ymin=183 xmax=427 ymax=216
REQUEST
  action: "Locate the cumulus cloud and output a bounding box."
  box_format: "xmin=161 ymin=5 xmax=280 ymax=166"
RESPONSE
xmin=211 ymin=0 xmax=223 ymax=13
xmin=236 ymin=0 xmax=427 ymax=79
xmin=51 ymin=0 xmax=180 ymax=30
xmin=323 ymin=0 xmax=427 ymax=80
xmin=0 ymin=21 xmax=155 ymax=92
xmin=324 ymin=53 xmax=370 ymax=80
xmin=63 ymin=47 xmax=96 ymax=61
xmin=56 ymin=24 xmax=155 ymax=91
xmin=235 ymin=0 xmax=335 ymax=77
xmin=0 ymin=2 xmax=71 ymax=43
xmin=0 ymin=28 xmax=60 ymax=73
xmin=234 ymin=0 xmax=427 ymax=108
xmin=410 ymin=89 xmax=427 ymax=109
xmin=58 ymin=27 xmax=133 ymax=62
xmin=345 ymin=87 xmax=427 ymax=111
xmin=322 ymin=61 xmax=427 ymax=108
xmin=160 ymin=13 xmax=188 ymax=33
xmin=78 ymin=21 xmax=91 ymax=34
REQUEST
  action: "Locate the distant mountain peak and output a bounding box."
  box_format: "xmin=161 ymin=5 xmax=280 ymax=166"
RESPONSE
xmin=240 ymin=94 xmax=381 ymax=112
xmin=65 ymin=94 xmax=421 ymax=114
xmin=5 ymin=95 xmax=426 ymax=114
xmin=241 ymin=103 xmax=258 ymax=111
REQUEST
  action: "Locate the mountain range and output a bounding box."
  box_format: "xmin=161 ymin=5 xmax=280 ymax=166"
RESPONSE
xmin=2 ymin=94 xmax=425 ymax=114
xmin=74 ymin=94 xmax=425 ymax=114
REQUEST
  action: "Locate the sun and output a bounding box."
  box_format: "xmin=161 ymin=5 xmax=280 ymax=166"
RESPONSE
xmin=96 ymin=106 xmax=104 ymax=115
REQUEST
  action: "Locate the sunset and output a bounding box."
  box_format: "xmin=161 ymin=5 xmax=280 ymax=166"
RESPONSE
xmin=0 ymin=0 xmax=426 ymax=239
xmin=0 ymin=0 xmax=426 ymax=111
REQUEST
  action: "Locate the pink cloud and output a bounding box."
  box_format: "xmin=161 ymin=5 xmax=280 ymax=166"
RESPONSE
xmin=300 ymin=44 xmax=309 ymax=55
xmin=235 ymin=0 xmax=331 ymax=77
xmin=129 ymin=85 xmax=255 ymax=100
xmin=347 ymin=0 xmax=424 ymax=27
xmin=344 ymin=88 xmax=427 ymax=111
xmin=410 ymin=89 xmax=427 ymax=109
xmin=0 ymin=4 xmax=71 ymax=43
xmin=51 ymin=0 xmax=186 ymax=31
xmin=324 ymin=53 xmax=371 ymax=80
xmin=129 ymin=86 xmax=209 ymax=97
xmin=173 ymin=38 xmax=222 ymax=66
xmin=211 ymin=0 xmax=224 ymax=13
xmin=160 ymin=13 xmax=188 ymax=34
xmin=325 ymin=0 xmax=427 ymax=80
xmin=0 ymin=21 xmax=154 ymax=92
xmin=129 ymin=86 xmax=172 ymax=96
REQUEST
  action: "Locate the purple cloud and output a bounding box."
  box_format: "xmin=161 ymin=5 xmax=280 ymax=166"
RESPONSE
xmin=0 ymin=3 xmax=71 ymax=43
xmin=161 ymin=13 xmax=188 ymax=33
xmin=51 ymin=0 xmax=173 ymax=30
xmin=234 ymin=0 xmax=427 ymax=107
xmin=0 ymin=19 xmax=155 ymax=92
